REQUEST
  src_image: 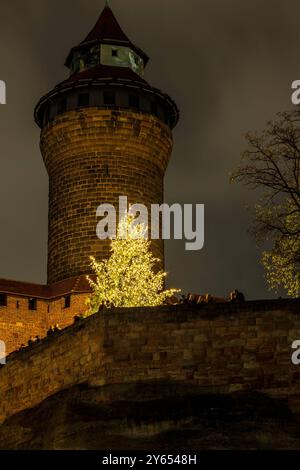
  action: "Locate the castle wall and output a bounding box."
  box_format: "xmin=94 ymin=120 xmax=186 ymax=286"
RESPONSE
xmin=0 ymin=293 xmax=88 ymax=355
xmin=40 ymin=108 xmax=173 ymax=283
xmin=1 ymin=301 xmax=300 ymax=424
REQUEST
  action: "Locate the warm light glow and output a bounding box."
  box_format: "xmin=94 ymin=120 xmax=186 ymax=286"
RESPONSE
xmin=86 ymin=215 xmax=180 ymax=313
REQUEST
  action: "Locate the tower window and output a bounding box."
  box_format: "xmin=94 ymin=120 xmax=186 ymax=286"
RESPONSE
xmin=44 ymin=108 xmax=50 ymax=126
xmin=0 ymin=294 xmax=7 ymax=307
xmin=164 ymin=110 xmax=170 ymax=126
xmin=28 ymin=298 xmax=37 ymax=311
xmin=71 ymin=57 xmax=80 ymax=74
xmin=58 ymin=98 xmax=67 ymax=115
xmin=78 ymin=93 xmax=90 ymax=108
xmin=150 ymin=101 xmax=158 ymax=116
xmin=103 ymin=164 xmax=109 ymax=177
xmin=129 ymin=94 xmax=140 ymax=109
xmin=112 ymin=48 xmax=118 ymax=57
xmin=103 ymin=91 xmax=116 ymax=106
xmin=64 ymin=295 xmax=71 ymax=309
xmin=48 ymin=107 xmax=55 ymax=122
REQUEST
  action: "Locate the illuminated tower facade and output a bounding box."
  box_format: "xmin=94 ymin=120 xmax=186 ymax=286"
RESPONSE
xmin=35 ymin=4 xmax=179 ymax=284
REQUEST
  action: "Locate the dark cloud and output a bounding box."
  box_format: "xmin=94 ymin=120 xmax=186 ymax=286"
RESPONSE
xmin=0 ymin=0 xmax=299 ymax=298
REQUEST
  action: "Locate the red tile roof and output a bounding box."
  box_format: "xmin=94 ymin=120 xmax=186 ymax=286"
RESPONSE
xmin=0 ymin=275 xmax=93 ymax=299
xmin=59 ymin=64 xmax=148 ymax=87
xmin=65 ymin=6 xmax=149 ymax=68
xmin=83 ymin=5 xmax=132 ymax=45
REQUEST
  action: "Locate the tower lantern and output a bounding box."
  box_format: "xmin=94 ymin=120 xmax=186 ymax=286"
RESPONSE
xmin=64 ymin=4 xmax=148 ymax=78
xmin=35 ymin=3 xmax=179 ymax=284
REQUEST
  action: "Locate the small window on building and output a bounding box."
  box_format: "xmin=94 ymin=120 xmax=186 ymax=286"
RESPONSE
xmin=103 ymin=91 xmax=116 ymax=106
xmin=0 ymin=294 xmax=7 ymax=307
xmin=28 ymin=298 xmax=37 ymax=311
xmin=64 ymin=295 xmax=71 ymax=309
xmin=150 ymin=101 xmax=158 ymax=116
xmin=112 ymin=48 xmax=118 ymax=57
xmin=58 ymin=98 xmax=67 ymax=115
xmin=129 ymin=94 xmax=140 ymax=109
xmin=44 ymin=108 xmax=49 ymax=125
xmin=78 ymin=93 xmax=90 ymax=108
xmin=103 ymin=164 xmax=109 ymax=177
xmin=48 ymin=107 xmax=55 ymax=123
xmin=164 ymin=110 xmax=170 ymax=127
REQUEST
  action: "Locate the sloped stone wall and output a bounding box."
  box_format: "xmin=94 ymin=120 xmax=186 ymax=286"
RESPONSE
xmin=0 ymin=300 xmax=300 ymax=424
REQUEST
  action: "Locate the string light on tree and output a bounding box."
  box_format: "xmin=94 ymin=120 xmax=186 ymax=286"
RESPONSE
xmin=86 ymin=215 xmax=180 ymax=314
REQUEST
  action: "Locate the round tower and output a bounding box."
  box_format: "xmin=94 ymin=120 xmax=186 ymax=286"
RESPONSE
xmin=35 ymin=4 xmax=179 ymax=284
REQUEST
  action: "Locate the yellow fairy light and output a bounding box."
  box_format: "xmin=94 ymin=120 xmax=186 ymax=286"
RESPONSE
xmin=86 ymin=215 xmax=180 ymax=314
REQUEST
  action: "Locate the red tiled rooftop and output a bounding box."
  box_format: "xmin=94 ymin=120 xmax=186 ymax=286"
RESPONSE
xmin=83 ymin=5 xmax=133 ymax=46
xmin=0 ymin=275 xmax=93 ymax=299
xmin=58 ymin=64 xmax=148 ymax=88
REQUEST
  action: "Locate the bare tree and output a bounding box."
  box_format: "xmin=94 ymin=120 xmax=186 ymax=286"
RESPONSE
xmin=231 ymin=110 xmax=300 ymax=296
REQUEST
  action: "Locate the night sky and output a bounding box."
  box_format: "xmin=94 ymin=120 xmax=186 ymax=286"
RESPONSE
xmin=0 ymin=0 xmax=299 ymax=299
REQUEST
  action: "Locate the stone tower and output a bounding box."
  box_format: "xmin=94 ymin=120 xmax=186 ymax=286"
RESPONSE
xmin=35 ymin=4 xmax=179 ymax=284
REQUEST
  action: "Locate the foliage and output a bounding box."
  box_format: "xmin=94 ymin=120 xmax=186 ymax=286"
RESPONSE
xmin=86 ymin=215 xmax=180 ymax=314
xmin=262 ymin=207 xmax=300 ymax=297
xmin=231 ymin=110 xmax=300 ymax=297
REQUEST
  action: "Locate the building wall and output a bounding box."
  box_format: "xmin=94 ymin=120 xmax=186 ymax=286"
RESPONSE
xmin=1 ymin=301 xmax=300 ymax=424
xmin=40 ymin=108 xmax=173 ymax=284
xmin=0 ymin=293 xmax=88 ymax=355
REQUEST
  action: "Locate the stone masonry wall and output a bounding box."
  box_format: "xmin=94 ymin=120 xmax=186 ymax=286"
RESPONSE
xmin=1 ymin=300 xmax=300 ymax=424
xmin=40 ymin=109 xmax=173 ymax=283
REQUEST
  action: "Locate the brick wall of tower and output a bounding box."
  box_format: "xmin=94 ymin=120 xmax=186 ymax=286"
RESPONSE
xmin=40 ymin=109 xmax=173 ymax=284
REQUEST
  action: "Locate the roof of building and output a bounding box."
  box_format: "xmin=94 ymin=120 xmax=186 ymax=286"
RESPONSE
xmin=34 ymin=4 xmax=180 ymax=130
xmin=83 ymin=5 xmax=133 ymax=46
xmin=58 ymin=63 xmax=148 ymax=87
xmin=65 ymin=5 xmax=149 ymax=68
xmin=0 ymin=276 xmax=93 ymax=300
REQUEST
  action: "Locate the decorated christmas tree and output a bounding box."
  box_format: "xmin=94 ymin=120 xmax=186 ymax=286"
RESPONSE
xmin=86 ymin=215 xmax=179 ymax=314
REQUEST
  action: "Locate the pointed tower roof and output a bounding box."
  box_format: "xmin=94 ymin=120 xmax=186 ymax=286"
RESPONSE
xmin=83 ymin=4 xmax=132 ymax=44
xmin=65 ymin=5 xmax=149 ymax=68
